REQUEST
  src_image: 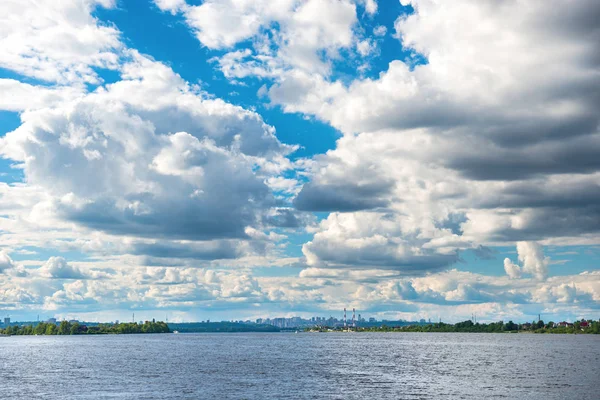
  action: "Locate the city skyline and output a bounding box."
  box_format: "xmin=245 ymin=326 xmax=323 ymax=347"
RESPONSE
xmin=1 ymin=0 xmax=600 ymax=324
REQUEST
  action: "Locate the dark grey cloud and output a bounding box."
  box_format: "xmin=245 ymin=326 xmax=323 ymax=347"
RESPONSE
xmin=447 ymin=134 xmax=600 ymax=181
xmin=482 ymin=206 xmax=600 ymax=242
xmin=294 ymin=181 xmax=392 ymax=212
xmin=262 ymin=208 xmax=309 ymax=228
xmin=435 ymin=212 xmax=467 ymax=235
xmin=476 ymin=179 xmax=600 ymax=210
xmin=59 ymin=195 xmax=260 ymax=241
xmin=129 ymin=241 xmax=241 ymax=260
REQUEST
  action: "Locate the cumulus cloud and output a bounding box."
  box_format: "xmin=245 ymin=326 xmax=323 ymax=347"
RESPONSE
xmin=0 ymin=51 xmax=295 ymax=249
xmin=0 ymin=80 xmax=84 ymax=112
xmin=147 ymin=0 xmax=600 ymax=277
xmin=516 ymin=242 xmax=550 ymax=281
xmin=504 ymin=258 xmax=522 ymax=280
xmin=39 ymin=257 xmax=86 ymax=279
xmin=153 ymin=0 xmax=186 ymax=14
xmin=161 ymin=0 xmax=369 ymax=77
xmin=1 ymin=0 xmax=599 ymax=320
xmin=0 ymin=1 xmax=299 ymax=272
xmin=503 ymin=242 xmax=550 ymax=280
xmin=0 ymin=251 xmax=16 ymax=273
xmin=268 ymin=0 xmax=600 ymax=271
xmin=0 ymin=0 xmax=121 ymax=84
xmin=302 ymin=212 xmax=462 ymax=272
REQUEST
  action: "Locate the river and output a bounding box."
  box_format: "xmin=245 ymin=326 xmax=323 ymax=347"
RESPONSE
xmin=1 ymin=332 xmax=598 ymax=399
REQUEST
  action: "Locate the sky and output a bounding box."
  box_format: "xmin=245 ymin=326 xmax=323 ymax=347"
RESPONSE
xmin=0 ymin=0 xmax=599 ymax=324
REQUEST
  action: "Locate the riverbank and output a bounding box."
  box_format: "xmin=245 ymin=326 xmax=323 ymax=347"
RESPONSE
xmin=0 ymin=320 xmax=170 ymax=336
xmin=306 ymin=319 xmax=600 ymax=334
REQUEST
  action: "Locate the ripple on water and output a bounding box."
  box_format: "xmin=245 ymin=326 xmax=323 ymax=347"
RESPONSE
xmin=0 ymin=333 xmax=599 ymax=399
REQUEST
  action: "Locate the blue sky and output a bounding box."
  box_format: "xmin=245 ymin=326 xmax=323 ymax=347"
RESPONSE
xmin=0 ymin=0 xmax=599 ymax=324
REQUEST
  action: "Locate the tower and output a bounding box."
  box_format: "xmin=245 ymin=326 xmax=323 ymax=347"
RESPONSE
xmin=352 ymin=308 xmax=356 ymax=329
xmin=343 ymin=308 xmax=347 ymax=329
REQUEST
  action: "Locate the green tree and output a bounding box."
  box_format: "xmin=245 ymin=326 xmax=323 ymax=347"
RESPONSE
xmin=536 ymin=320 xmax=544 ymax=329
xmin=58 ymin=321 xmax=71 ymax=335
xmin=504 ymin=321 xmax=518 ymax=331
xmin=45 ymin=324 xmax=57 ymax=335
xmin=34 ymin=322 xmax=47 ymax=335
xmin=70 ymin=322 xmax=80 ymax=335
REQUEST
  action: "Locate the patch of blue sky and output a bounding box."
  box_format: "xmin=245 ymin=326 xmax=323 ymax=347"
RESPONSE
xmin=329 ymin=0 xmax=424 ymax=83
xmin=545 ymin=245 xmax=600 ymax=276
xmin=455 ymin=246 xmax=518 ymax=276
xmin=455 ymin=245 xmax=600 ymax=278
xmin=0 ymin=111 xmax=24 ymax=183
xmin=0 ymin=110 xmax=20 ymax=136
xmin=89 ymin=66 xmax=121 ymax=89
xmin=95 ymin=2 xmax=340 ymax=159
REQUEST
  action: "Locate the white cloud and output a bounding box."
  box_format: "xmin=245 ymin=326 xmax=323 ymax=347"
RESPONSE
xmin=0 ymin=2 xmax=298 ymax=275
xmin=178 ymin=0 xmax=296 ymax=49
xmin=170 ymin=0 xmax=362 ymax=77
xmin=358 ymin=0 xmax=377 ymax=15
xmin=302 ymin=211 xmax=462 ymax=272
xmin=373 ymin=25 xmax=387 ymax=36
xmin=516 ymin=242 xmax=550 ymax=281
xmin=0 ymin=51 xmax=295 ymax=247
xmin=503 ymin=242 xmax=550 ymax=280
xmin=356 ymin=40 xmax=374 ymax=56
xmin=39 ymin=257 xmax=86 ymax=279
xmin=0 ymin=0 xmax=121 ymax=84
xmin=504 ymin=258 xmax=522 ymax=280
xmin=0 ymin=251 xmax=16 ymax=273
xmin=266 ymin=0 xmax=600 ymax=271
xmin=0 ymin=79 xmax=84 ymax=112
xmin=153 ymin=0 xmax=186 ymax=14
xmin=1 ymin=0 xmax=598 ymax=320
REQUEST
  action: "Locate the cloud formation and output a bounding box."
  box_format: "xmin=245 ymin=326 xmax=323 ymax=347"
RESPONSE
xmin=0 ymin=0 xmax=121 ymax=84
xmin=504 ymin=242 xmax=550 ymax=281
xmin=0 ymin=0 xmax=598 ymax=321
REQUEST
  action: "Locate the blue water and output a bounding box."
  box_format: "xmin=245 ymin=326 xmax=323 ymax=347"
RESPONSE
xmin=1 ymin=332 xmax=598 ymax=399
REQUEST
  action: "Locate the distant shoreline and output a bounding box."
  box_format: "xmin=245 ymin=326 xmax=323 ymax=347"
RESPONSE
xmin=304 ymin=319 xmax=599 ymax=334
xmin=3 ymin=319 xmax=598 ymax=336
xmin=0 ymin=320 xmax=170 ymax=336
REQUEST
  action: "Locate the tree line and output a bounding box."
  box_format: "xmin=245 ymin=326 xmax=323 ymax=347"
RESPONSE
xmin=0 ymin=320 xmax=170 ymax=335
xmin=308 ymin=319 xmax=600 ymax=334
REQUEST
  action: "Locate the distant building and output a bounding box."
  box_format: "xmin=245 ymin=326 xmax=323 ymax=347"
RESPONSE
xmin=3 ymin=317 xmax=10 ymax=326
xmin=557 ymin=321 xmax=573 ymax=328
xmin=47 ymin=318 xmax=57 ymax=324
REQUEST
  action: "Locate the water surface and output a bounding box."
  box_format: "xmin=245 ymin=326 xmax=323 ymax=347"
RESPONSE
xmin=1 ymin=332 xmax=598 ymax=399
